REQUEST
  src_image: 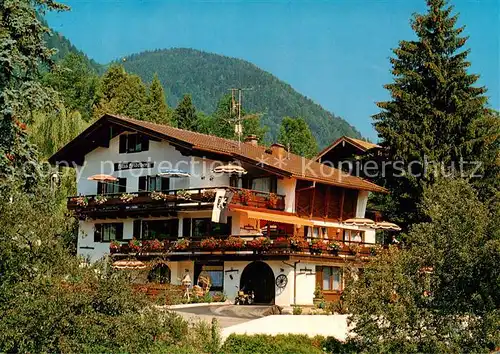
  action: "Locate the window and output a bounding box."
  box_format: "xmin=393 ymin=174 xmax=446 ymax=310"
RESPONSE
xmin=183 ymin=218 xmax=232 ymax=238
xmin=119 ymin=133 xmax=149 ymax=154
xmin=305 ymin=226 xmax=329 ymax=239
xmin=94 ymin=223 xmax=123 ymax=242
xmin=135 ymin=219 xmax=179 ymax=240
xmin=343 ymin=230 xmax=365 ymax=243
xmin=97 ymin=178 xmax=126 ymax=194
xmin=138 ymin=176 xmax=169 ymax=192
xmin=317 ymin=266 xmax=342 ymax=291
xmin=250 ymin=176 xmax=277 ymax=193
xmin=194 ymin=262 xmax=224 ymax=292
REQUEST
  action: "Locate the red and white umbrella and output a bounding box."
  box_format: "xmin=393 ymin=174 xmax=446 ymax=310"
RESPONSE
xmin=87 ymin=174 xmax=118 ymax=182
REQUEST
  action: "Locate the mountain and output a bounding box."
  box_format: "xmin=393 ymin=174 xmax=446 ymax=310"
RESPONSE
xmin=120 ymin=49 xmax=362 ymax=147
xmin=43 ymin=19 xmax=362 ymax=147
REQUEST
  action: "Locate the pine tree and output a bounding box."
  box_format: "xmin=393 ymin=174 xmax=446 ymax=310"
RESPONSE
xmin=372 ymin=0 xmax=492 ymax=227
xmin=43 ymin=53 xmax=99 ymax=121
xmin=145 ymin=73 xmax=171 ymax=124
xmin=277 ymin=117 xmax=318 ymax=158
xmin=94 ymin=64 xmax=148 ymax=120
xmin=172 ymin=94 xmax=197 ymax=131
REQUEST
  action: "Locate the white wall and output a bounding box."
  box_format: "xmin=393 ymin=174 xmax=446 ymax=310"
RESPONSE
xmin=76 ymin=134 xmax=229 ymax=196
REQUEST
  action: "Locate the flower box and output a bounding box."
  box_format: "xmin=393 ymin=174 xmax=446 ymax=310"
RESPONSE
xmin=200 ymin=237 xmax=220 ymax=250
xmin=223 ymin=236 xmax=245 ymax=250
xmin=310 ymin=239 xmax=328 ymax=254
xmin=142 ymin=239 xmax=163 ymax=252
xmin=247 ymin=237 xmax=271 ymax=250
xmin=109 ymin=240 xmax=121 ymax=254
xmin=128 ymin=238 xmax=141 ymax=253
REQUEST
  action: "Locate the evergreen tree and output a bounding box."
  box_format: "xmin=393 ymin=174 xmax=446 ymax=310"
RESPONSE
xmin=372 ymin=0 xmax=492 ymax=228
xmin=277 ymin=117 xmax=318 ymax=158
xmin=0 ymin=0 xmax=68 ymax=191
xmin=43 ymin=53 xmax=99 ymax=121
xmin=94 ymin=64 xmax=148 ymax=120
xmin=145 ymin=73 xmax=171 ymax=124
xmin=345 ymin=179 xmax=499 ymax=352
xmin=173 ymin=94 xmax=197 ymax=131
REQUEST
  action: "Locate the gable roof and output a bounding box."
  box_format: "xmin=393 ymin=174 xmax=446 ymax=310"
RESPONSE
xmin=316 ymin=136 xmax=381 ymax=160
xmin=49 ymin=114 xmax=387 ymax=193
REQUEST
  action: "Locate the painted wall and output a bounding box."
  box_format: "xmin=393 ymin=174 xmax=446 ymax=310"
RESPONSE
xmin=76 ymin=134 xmax=229 ymax=196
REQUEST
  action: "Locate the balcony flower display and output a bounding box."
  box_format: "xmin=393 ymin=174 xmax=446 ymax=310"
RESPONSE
xmin=120 ymin=193 xmax=137 ymax=203
xmin=266 ymin=193 xmax=279 ymax=208
xmin=238 ymin=189 xmax=254 ymax=205
xmin=328 ymin=240 xmax=342 ymax=254
xmin=75 ymin=196 xmax=88 ymax=207
xmin=173 ymin=239 xmax=190 ymax=251
xmin=176 ymin=189 xmax=192 ymax=200
xmin=150 ymin=191 xmax=169 ymax=201
xmin=94 ymin=195 xmax=108 ymax=205
xmin=129 ymin=238 xmax=141 ymax=253
xmin=369 ymin=244 xmax=384 ymax=256
xmin=311 ymin=239 xmax=328 ymax=254
xmin=273 ymin=236 xmax=289 ymax=248
xmin=201 ymin=189 xmax=216 ymax=202
xmin=223 ymin=236 xmax=245 ymax=250
xmin=142 ymin=239 xmax=163 ymax=252
xmin=109 ymin=240 xmax=121 ymax=253
xmin=290 ymin=236 xmax=309 ymax=250
xmin=200 ymin=237 xmax=220 ymax=250
xmin=247 ymin=237 xmax=271 ymax=250
xmin=349 ymin=243 xmax=362 ymax=255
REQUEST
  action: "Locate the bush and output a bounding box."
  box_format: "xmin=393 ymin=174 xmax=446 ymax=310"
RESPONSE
xmin=292 ymin=305 xmax=303 ymax=315
xmin=220 ymin=334 xmax=323 ymax=354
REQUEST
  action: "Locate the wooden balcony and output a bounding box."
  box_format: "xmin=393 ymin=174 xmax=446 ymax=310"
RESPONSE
xmin=67 ymin=187 xmax=286 ymax=218
xmin=109 ymin=236 xmax=381 ymax=262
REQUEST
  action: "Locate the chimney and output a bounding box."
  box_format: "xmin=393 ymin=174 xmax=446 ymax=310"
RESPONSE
xmin=244 ymin=134 xmax=259 ymax=146
xmin=270 ymin=143 xmax=286 ymax=159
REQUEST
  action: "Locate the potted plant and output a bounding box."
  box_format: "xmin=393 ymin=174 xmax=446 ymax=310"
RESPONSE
xmin=290 ymin=236 xmax=309 ymax=251
xmin=247 ymin=236 xmax=271 ymax=251
xmin=150 ymin=191 xmax=169 ymax=201
xmin=238 ymin=189 xmax=253 ymax=205
xmin=311 ymin=239 xmax=328 ymax=254
xmin=94 ymin=195 xmax=108 ymax=205
xmin=349 ymin=243 xmax=361 ymax=255
xmin=142 ymin=239 xmax=163 ymax=252
xmin=109 ymin=240 xmax=121 ymax=254
xmin=120 ymin=193 xmax=137 ymax=203
xmin=173 ymin=239 xmax=190 ymax=251
xmin=369 ymin=244 xmax=383 ymax=256
xmin=223 ymin=236 xmax=245 ymax=250
xmin=176 ymin=189 xmax=192 ymax=200
xmin=328 ymin=240 xmax=342 ymax=255
xmin=201 ymin=189 xmax=216 ymax=202
xmin=75 ymin=196 xmax=89 ymax=207
xmin=200 ymin=237 xmax=220 ymax=250
xmin=313 ymin=284 xmax=324 ymax=306
xmin=267 ymin=193 xmax=279 ymax=209
xmin=273 ymin=236 xmax=289 ymax=248
xmin=128 ymin=238 xmax=141 ymax=253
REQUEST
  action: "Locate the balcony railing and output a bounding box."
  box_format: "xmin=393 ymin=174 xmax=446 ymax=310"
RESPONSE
xmin=67 ymin=187 xmax=286 ymax=213
xmin=109 ymin=236 xmax=382 ymax=259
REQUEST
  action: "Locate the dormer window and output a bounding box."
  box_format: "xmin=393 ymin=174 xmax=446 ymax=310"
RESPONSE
xmin=119 ymin=133 xmax=149 ymax=154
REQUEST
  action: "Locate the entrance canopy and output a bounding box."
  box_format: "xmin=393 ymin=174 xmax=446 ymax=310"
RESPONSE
xmin=231 ymin=207 xmax=313 ymax=226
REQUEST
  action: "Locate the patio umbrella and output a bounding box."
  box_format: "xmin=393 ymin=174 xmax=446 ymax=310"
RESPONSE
xmin=158 ymin=168 xmax=191 ymax=178
xmin=374 ymin=221 xmax=402 ymax=231
xmin=343 ymin=218 xmax=376 ymax=227
xmin=87 ymin=174 xmax=118 ymax=182
xmin=213 ymin=163 xmax=247 ymax=174
xmin=112 ymin=260 xmax=148 ymax=270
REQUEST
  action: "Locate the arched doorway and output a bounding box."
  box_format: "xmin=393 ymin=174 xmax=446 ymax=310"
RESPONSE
xmin=240 ymin=261 xmax=275 ymax=304
xmin=148 ymin=263 xmax=171 ymax=284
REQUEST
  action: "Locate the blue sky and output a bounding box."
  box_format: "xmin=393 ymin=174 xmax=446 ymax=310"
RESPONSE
xmin=46 ymin=0 xmax=499 ymax=141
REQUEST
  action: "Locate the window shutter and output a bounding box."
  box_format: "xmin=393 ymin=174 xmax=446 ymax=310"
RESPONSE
xmin=141 ymin=135 xmax=149 ymax=151
xmin=116 ymin=223 xmax=124 ymax=241
xmin=133 ymin=220 xmax=142 ymax=239
xmin=119 ymin=135 xmax=127 ymax=153
xmin=97 ymin=182 xmax=104 ymax=194
xmin=270 ymin=177 xmax=278 ymax=193
xmin=94 ymin=224 xmax=102 ymax=242
xmin=138 ymin=176 xmax=146 ymax=192
xmin=160 ymin=177 xmax=170 ymax=191
xmin=118 ymin=178 xmax=127 ymax=193
xmin=182 ymin=219 xmax=191 ymax=238
xmin=315 ymin=266 xmax=323 ymax=288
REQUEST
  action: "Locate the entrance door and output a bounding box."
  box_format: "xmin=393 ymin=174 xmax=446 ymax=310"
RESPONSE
xmin=240 ymin=261 xmax=275 ymax=304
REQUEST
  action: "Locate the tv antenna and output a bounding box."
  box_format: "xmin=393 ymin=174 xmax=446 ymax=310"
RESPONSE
xmin=228 ymin=88 xmax=259 ymax=147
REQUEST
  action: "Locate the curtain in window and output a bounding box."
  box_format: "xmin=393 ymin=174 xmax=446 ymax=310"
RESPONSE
xmin=323 ymin=267 xmax=331 ymax=290
xmin=251 ymin=177 xmax=271 ymax=193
